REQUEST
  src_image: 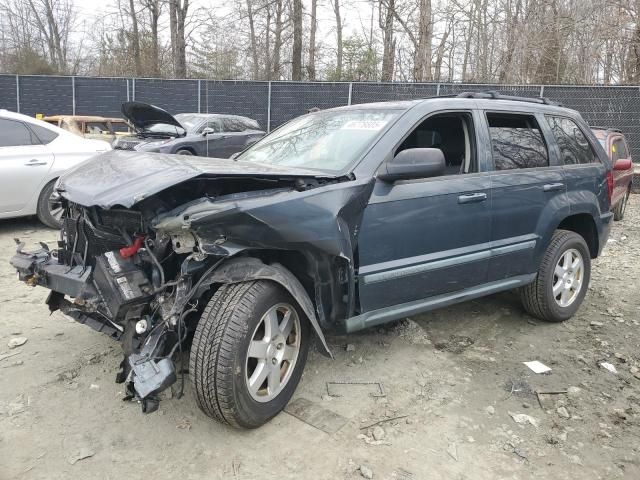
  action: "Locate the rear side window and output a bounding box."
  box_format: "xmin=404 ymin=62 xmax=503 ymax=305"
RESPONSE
xmin=546 ymin=116 xmax=597 ymax=165
xmin=222 ymin=117 xmax=249 ymax=132
xmin=612 ymin=138 xmax=629 ymax=161
xmin=486 ymin=113 xmax=549 ymax=170
xmin=29 ymin=124 xmax=59 ymax=144
xmin=0 ymin=118 xmax=39 ymax=147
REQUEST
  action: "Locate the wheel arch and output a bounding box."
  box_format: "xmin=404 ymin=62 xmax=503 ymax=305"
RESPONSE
xmin=197 ymin=256 xmax=333 ymax=358
xmin=556 ymin=213 xmax=599 ymax=258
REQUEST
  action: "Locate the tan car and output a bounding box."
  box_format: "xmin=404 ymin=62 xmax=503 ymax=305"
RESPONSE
xmin=42 ymin=115 xmax=130 ymax=144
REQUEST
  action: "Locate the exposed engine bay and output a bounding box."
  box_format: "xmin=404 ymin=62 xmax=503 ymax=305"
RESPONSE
xmin=11 ymin=151 xmax=376 ymax=413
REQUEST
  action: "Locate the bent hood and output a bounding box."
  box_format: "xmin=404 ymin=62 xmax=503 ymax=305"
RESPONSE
xmin=121 ymin=101 xmax=184 ymax=132
xmin=56 ymin=150 xmax=338 ymax=208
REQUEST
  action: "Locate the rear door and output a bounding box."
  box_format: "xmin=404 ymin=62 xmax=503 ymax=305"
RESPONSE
xmin=480 ymin=111 xmax=568 ymax=281
xmin=0 ymin=118 xmax=55 ymax=213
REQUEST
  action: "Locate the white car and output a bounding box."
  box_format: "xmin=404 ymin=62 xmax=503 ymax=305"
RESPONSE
xmin=0 ymin=110 xmax=111 ymax=228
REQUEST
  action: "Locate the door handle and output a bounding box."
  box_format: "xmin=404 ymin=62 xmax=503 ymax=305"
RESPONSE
xmin=543 ymin=183 xmax=564 ymax=192
xmin=458 ymin=192 xmax=487 ymax=204
xmin=24 ymin=159 xmax=48 ymax=166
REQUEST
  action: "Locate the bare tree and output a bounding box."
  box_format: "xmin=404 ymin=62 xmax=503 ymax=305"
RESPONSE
xmin=307 ymin=0 xmax=318 ymax=79
xmin=379 ymin=0 xmax=396 ymax=81
xmin=333 ymin=0 xmax=343 ymax=79
xmin=169 ymin=0 xmax=189 ymax=78
xmin=292 ymin=0 xmax=303 ymax=80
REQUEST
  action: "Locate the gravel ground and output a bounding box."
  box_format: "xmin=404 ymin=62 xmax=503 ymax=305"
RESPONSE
xmin=1 ymin=196 xmax=639 ymax=480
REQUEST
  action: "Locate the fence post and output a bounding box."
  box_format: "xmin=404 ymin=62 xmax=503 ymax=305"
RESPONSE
xmin=267 ymin=81 xmax=272 ymax=133
xmin=348 ymin=82 xmax=353 ymax=105
xmin=436 ymin=83 xmax=441 ymax=96
xmin=132 ymin=78 xmax=136 ymax=101
xmin=71 ymin=76 xmax=76 ymax=115
xmin=15 ymin=75 xmax=20 ymax=113
xmin=126 ymin=79 xmax=130 ymax=102
xmin=197 ymin=80 xmax=201 ymax=113
xmin=540 ymin=85 xmax=545 ymax=97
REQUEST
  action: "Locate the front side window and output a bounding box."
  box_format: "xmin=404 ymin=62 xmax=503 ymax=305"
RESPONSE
xmin=238 ymin=109 xmax=400 ymax=172
xmin=612 ymin=138 xmax=629 ymax=162
xmin=546 ymin=116 xmax=597 ymax=165
xmin=397 ymin=112 xmax=476 ymax=175
xmin=487 ymin=113 xmax=549 ymax=170
xmin=0 ymin=118 xmax=39 ymax=147
xmin=198 ymin=120 xmax=222 ymax=133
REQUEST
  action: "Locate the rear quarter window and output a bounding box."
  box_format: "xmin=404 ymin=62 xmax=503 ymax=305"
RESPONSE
xmin=28 ymin=124 xmax=59 ymax=144
xmin=546 ymin=116 xmax=598 ymax=165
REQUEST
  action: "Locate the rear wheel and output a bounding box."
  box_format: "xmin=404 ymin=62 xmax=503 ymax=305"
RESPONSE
xmin=190 ymin=281 xmax=309 ymax=428
xmin=520 ymin=230 xmax=590 ymax=322
xmin=613 ymin=189 xmax=630 ymax=221
xmin=36 ymin=179 xmax=63 ymax=229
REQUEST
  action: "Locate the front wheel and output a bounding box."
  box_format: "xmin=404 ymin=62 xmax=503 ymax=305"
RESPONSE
xmin=190 ymin=281 xmax=309 ymax=428
xmin=176 ymin=149 xmax=194 ymax=155
xmin=520 ymin=230 xmax=591 ymax=322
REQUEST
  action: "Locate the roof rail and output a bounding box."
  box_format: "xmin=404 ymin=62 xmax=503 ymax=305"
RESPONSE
xmin=456 ymin=90 xmax=562 ymax=107
xmin=590 ymin=125 xmax=622 ymax=133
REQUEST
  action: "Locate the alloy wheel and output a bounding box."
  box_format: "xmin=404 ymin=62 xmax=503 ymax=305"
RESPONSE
xmin=552 ymin=248 xmax=584 ymax=308
xmin=245 ymin=303 xmax=301 ymax=402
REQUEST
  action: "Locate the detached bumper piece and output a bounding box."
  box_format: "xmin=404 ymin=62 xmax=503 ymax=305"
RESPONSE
xmin=126 ymin=326 xmax=177 ymax=414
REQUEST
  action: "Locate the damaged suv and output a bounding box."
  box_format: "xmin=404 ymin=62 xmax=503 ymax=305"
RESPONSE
xmin=11 ymin=93 xmax=613 ymax=428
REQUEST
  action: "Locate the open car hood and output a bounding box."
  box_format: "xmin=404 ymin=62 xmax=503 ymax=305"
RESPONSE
xmin=121 ymin=101 xmax=184 ymax=132
xmin=56 ymin=150 xmax=338 ymax=208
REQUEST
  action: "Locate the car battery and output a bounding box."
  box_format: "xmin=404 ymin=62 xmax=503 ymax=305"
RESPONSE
xmin=93 ymin=250 xmax=152 ymax=322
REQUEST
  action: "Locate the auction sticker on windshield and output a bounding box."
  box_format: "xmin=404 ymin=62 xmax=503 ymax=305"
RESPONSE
xmin=342 ymin=120 xmax=388 ymax=130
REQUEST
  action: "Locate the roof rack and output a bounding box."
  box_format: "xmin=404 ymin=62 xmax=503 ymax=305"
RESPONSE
xmin=456 ymin=90 xmax=562 ymax=107
xmin=589 ymin=125 xmax=622 ymax=133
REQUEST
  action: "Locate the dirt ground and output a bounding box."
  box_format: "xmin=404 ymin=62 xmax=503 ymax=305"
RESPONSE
xmin=1 ymin=197 xmax=639 ymax=480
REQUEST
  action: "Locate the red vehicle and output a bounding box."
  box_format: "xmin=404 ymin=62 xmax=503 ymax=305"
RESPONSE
xmin=592 ymin=127 xmax=634 ymax=220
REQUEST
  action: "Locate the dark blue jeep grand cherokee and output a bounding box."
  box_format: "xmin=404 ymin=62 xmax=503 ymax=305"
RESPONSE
xmin=12 ymin=92 xmax=613 ymax=428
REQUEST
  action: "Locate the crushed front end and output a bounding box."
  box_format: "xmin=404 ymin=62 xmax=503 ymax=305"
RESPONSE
xmin=11 ymin=203 xmax=213 ymax=412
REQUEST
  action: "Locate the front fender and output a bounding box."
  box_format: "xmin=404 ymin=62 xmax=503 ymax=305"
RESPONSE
xmin=200 ymin=257 xmax=332 ymax=358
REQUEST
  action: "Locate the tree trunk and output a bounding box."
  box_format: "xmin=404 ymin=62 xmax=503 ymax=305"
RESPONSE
xmin=292 ymin=0 xmax=302 ymax=80
xmin=271 ymin=0 xmax=283 ymax=79
xmin=380 ymin=0 xmax=395 ymax=81
xmin=307 ymin=0 xmax=317 ymax=80
xmin=169 ymin=0 xmax=188 ymax=78
xmin=414 ymin=0 xmax=432 ymax=81
xmin=246 ymin=0 xmax=259 ymax=79
xmin=333 ymin=0 xmax=343 ymax=79
xmin=128 ymin=0 xmax=141 ymax=75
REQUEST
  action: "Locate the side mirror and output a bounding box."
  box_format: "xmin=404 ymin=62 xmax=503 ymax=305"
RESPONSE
xmin=201 ymin=127 xmax=215 ymax=136
xmin=378 ymin=148 xmax=445 ymax=182
xmin=613 ymin=158 xmax=632 ymax=171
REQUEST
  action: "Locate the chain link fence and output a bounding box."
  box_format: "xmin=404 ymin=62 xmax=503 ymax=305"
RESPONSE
xmin=1 ymin=74 xmax=640 ymax=162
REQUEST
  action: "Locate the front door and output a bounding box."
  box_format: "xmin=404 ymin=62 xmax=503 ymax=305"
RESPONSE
xmin=356 ymin=111 xmax=492 ymax=313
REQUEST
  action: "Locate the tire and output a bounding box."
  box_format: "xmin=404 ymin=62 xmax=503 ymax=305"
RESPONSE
xmin=520 ymin=229 xmax=591 ymax=323
xmin=613 ymin=189 xmax=630 ymax=221
xmin=176 ymin=149 xmax=193 ymax=155
xmin=190 ymin=281 xmax=309 ymax=428
xmin=36 ymin=179 xmax=64 ymax=229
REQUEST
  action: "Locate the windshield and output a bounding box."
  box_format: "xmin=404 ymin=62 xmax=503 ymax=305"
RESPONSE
xmin=238 ymin=109 xmax=400 ymax=172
